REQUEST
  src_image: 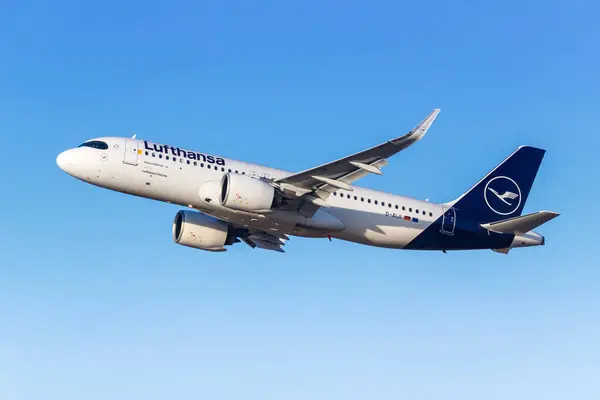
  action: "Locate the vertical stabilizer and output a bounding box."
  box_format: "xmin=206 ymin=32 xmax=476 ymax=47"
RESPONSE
xmin=449 ymin=146 xmax=546 ymax=223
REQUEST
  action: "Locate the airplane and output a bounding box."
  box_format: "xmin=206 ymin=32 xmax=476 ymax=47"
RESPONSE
xmin=56 ymin=109 xmax=558 ymax=254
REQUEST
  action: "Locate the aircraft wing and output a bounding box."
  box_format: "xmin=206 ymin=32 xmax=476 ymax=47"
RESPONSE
xmin=275 ymin=109 xmax=440 ymax=214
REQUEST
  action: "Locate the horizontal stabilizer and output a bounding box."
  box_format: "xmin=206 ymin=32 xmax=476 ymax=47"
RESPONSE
xmin=481 ymin=211 xmax=559 ymax=234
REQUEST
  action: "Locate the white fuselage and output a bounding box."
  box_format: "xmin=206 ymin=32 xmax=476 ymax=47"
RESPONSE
xmin=57 ymin=137 xmax=443 ymax=249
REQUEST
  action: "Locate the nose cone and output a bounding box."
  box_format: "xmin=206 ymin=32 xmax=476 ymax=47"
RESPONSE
xmin=56 ymin=150 xmax=69 ymax=171
xmin=56 ymin=149 xmax=81 ymax=176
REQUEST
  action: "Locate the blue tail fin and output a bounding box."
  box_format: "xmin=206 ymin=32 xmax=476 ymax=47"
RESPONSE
xmin=449 ymin=146 xmax=546 ymax=223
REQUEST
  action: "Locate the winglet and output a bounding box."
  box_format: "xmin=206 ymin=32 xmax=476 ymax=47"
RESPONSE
xmin=390 ymin=108 xmax=440 ymax=146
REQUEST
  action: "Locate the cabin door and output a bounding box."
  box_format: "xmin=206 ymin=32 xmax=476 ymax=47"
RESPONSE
xmin=123 ymin=139 xmax=139 ymax=165
xmin=440 ymin=206 xmax=456 ymax=235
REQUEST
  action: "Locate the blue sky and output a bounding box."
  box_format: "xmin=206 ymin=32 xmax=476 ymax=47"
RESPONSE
xmin=1 ymin=1 xmax=599 ymax=399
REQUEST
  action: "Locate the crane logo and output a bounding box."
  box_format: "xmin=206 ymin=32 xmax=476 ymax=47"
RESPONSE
xmin=487 ymin=187 xmax=518 ymax=205
xmin=484 ymin=176 xmax=521 ymax=215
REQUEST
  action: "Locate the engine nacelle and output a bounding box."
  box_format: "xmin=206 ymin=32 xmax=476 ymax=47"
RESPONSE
xmin=172 ymin=210 xmax=232 ymax=251
xmin=220 ymin=173 xmax=276 ymax=212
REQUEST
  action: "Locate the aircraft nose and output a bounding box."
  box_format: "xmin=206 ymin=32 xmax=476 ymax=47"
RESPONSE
xmin=56 ymin=149 xmax=80 ymax=174
xmin=56 ymin=150 xmax=70 ymax=171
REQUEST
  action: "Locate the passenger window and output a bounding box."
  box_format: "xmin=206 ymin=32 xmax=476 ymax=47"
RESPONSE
xmin=422 ymin=210 xmax=426 ymax=215
xmin=416 ymin=209 xmax=419 ymax=214
xmin=368 ymin=199 xmax=371 ymax=203
xmin=152 ymin=153 xmax=156 ymax=157
xmin=172 ymin=157 xmax=176 ymax=162
xmin=166 ymin=156 xmax=169 ymax=160
xmin=402 ymin=206 xmax=405 ymax=211
xmin=354 ymin=196 xmax=357 ymax=200
xmin=194 ymin=161 xmax=197 ymax=166
xmin=159 ymin=154 xmax=162 ymax=159
xmin=145 ymin=151 xmax=148 ymax=156
xmin=201 ymin=163 xmax=204 ymax=168
xmin=395 ymin=205 xmax=398 ymax=209
xmin=429 ymin=212 xmax=433 ymax=217
xmin=361 ymin=197 xmax=364 ymax=202
xmin=235 ymin=170 xmax=239 ymax=174
xmin=374 ymin=200 xmax=378 ymax=205
xmin=388 ymin=203 xmax=392 ymax=208
xmin=347 ymin=194 xmax=351 ymax=199
xmin=409 ymin=208 xmax=412 ymax=212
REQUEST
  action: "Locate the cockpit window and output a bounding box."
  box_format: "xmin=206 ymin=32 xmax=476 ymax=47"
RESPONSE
xmin=78 ymin=141 xmax=108 ymax=150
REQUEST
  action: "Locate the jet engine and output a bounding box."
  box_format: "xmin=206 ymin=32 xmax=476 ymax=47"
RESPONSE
xmin=219 ymin=173 xmax=279 ymax=212
xmin=172 ymin=210 xmax=236 ymax=251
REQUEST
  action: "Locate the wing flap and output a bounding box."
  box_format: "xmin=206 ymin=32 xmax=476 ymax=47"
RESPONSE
xmin=240 ymin=231 xmax=288 ymax=252
xmin=251 ymin=239 xmax=285 ymax=252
